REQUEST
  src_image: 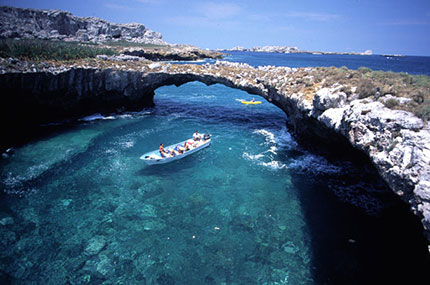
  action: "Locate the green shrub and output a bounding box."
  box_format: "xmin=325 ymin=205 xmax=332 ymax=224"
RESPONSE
xmin=413 ymin=75 xmax=430 ymax=88
xmin=384 ymin=98 xmax=399 ymax=109
xmin=357 ymin=78 xmax=376 ymax=98
xmin=358 ymin=67 xmax=372 ymax=74
xmin=0 ymin=39 xmax=117 ymax=60
xmin=416 ymin=101 xmax=430 ymax=121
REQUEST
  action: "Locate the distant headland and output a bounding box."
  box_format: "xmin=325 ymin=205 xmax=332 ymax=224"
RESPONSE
xmin=225 ymin=45 xmax=374 ymax=56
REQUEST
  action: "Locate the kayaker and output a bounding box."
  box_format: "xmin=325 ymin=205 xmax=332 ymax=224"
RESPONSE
xmin=251 ymin=98 xmax=255 ymax=102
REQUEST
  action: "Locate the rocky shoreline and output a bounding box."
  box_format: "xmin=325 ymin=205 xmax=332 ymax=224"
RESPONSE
xmin=1 ymin=58 xmax=429 ymax=250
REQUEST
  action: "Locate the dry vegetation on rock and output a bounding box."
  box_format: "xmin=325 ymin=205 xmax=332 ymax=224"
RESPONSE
xmin=1 ymin=47 xmax=429 ymax=121
xmin=308 ymin=67 xmax=430 ymax=120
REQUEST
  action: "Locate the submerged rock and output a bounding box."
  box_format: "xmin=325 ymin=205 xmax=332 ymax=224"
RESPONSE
xmin=96 ymin=254 xmax=115 ymax=277
xmin=0 ymin=216 xmax=14 ymax=226
xmin=141 ymin=219 xmax=166 ymax=231
xmin=84 ymin=235 xmax=107 ymax=256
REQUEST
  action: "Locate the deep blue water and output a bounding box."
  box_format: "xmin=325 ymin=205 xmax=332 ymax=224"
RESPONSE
xmin=1 ymin=53 xmax=430 ymax=284
xmin=222 ymin=51 xmax=430 ymax=75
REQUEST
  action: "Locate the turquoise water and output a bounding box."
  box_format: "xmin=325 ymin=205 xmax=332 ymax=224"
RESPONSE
xmin=1 ymin=80 xmax=430 ymax=283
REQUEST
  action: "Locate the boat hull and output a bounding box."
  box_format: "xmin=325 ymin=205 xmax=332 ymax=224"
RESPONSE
xmin=140 ymin=136 xmax=211 ymax=165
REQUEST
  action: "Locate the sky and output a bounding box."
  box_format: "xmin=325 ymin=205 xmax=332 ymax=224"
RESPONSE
xmin=1 ymin=0 xmax=430 ymax=56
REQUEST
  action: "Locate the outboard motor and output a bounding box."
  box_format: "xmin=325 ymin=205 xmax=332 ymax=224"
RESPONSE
xmin=203 ymin=133 xmax=211 ymax=140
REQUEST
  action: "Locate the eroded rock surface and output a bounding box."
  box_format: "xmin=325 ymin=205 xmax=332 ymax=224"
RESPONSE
xmin=0 ymin=6 xmax=167 ymax=45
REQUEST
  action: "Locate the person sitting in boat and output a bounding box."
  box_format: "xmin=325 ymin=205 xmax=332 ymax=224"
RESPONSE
xmin=250 ymin=98 xmax=255 ymax=102
xmin=185 ymin=139 xmax=196 ymax=149
xmin=193 ymin=131 xmax=202 ymax=141
xmin=183 ymin=142 xmax=191 ymax=151
xmin=174 ymin=144 xmax=184 ymax=154
xmin=159 ymin=143 xmax=169 ymax=158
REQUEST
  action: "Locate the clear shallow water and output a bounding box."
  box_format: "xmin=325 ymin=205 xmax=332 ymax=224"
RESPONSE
xmin=1 ymin=81 xmax=429 ymax=284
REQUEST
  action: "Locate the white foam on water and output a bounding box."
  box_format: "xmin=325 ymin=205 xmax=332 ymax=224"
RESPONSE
xmin=243 ymin=152 xmax=264 ymax=161
xmin=266 ymin=146 xmax=278 ymax=155
xmin=252 ymin=127 xmax=346 ymax=175
xmin=246 ymin=127 xmax=344 ymax=175
xmin=128 ymin=111 xmax=151 ymax=117
xmin=79 ymin=113 xmax=106 ymax=121
xmin=79 ymin=113 xmax=116 ymax=121
xmin=276 ymin=127 xmax=298 ymax=149
xmin=242 ymin=127 xmax=298 ymax=171
xmin=287 ymin=154 xmax=343 ymax=175
xmin=259 ymin=160 xmax=287 ymax=170
xmin=243 ymin=150 xmax=287 ymax=171
xmin=253 ymin=127 xmax=297 ymax=150
xmin=254 ymin=129 xmax=276 ymax=144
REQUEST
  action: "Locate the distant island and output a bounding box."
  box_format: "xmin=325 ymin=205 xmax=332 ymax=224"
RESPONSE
xmin=225 ymin=45 xmax=374 ymax=56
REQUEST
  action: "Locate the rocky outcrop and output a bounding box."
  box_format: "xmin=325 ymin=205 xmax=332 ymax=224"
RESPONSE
xmin=1 ymin=59 xmax=429 ymax=250
xmin=0 ymin=6 xmax=167 ymax=45
xmin=228 ymin=45 xmax=299 ymax=53
xmin=123 ymin=47 xmax=224 ymax=61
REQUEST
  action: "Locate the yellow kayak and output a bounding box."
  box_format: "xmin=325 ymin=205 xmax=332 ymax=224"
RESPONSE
xmin=241 ymin=100 xmax=262 ymax=105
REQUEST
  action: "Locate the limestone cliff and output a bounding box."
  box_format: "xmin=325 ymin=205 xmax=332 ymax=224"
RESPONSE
xmin=0 ymin=6 xmax=167 ymax=45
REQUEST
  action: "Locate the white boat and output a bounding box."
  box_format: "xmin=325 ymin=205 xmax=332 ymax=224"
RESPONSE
xmin=140 ymin=134 xmax=211 ymax=165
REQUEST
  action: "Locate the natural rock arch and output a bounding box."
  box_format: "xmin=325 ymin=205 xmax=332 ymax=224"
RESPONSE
xmin=1 ymin=63 xmax=429 ymax=247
